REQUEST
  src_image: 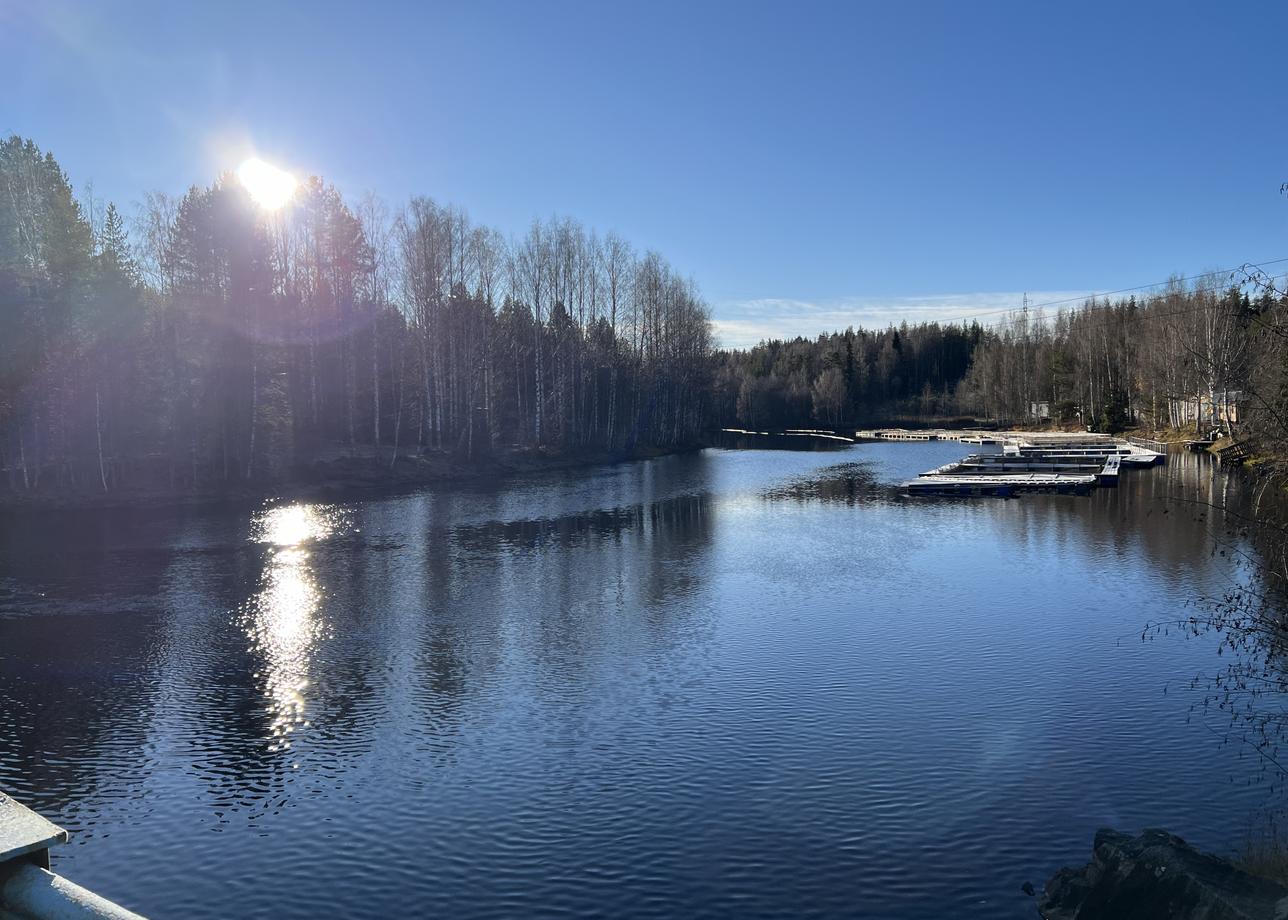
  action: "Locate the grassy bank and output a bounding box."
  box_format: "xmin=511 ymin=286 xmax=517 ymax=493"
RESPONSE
xmin=1238 ymin=835 xmax=1288 ymax=886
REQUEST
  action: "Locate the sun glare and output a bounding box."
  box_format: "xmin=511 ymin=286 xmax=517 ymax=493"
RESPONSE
xmin=237 ymin=157 xmax=298 ymax=210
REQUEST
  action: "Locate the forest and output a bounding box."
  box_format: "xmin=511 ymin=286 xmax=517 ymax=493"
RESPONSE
xmin=0 ymin=137 xmax=712 ymax=496
xmin=711 ymin=322 xmax=984 ymax=428
xmin=3 ymin=134 xmax=1286 ymax=500
xmin=711 ymin=280 xmax=1288 ymax=451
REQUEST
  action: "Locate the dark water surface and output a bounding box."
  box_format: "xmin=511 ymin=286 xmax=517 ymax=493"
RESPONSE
xmin=0 ymin=443 xmax=1273 ymax=918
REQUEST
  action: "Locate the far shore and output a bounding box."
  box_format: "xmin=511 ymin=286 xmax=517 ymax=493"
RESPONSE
xmin=1 ymin=422 xmax=1265 ymax=514
xmin=0 ymin=442 xmax=704 ymax=514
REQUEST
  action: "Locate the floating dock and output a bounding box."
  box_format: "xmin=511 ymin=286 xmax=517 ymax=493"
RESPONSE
xmin=783 ymin=429 xmax=859 ymax=443
xmin=998 ymin=433 xmax=1164 ymax=466
xmin=855 ymin=429 xmax=940 ymax=441
xmin=855 ymin=428 xmax=1001 ymax=443
xmin=719 ymin=428 xmax=858 ymax=444
xmin=931 ymin=453 xmax=1121 ymax=485
xmin=904 ymin=434 xmax=1151 ymax=496
xmin=721 ymin=427 xmax=860 ymax=445
xmin=904 ymin=472 xmax=1097 ymax=496
xmin=858 ymin=429 xmax=1164 ymax=458
xmin=1002 ymin=444 xmax=1162 ymax=466
xmin=718 ymin=426 xmax=1162 ymax=496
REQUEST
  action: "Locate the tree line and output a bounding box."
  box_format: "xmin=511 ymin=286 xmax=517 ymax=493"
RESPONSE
xmin=711 ymin=281 xmax=1288 ymax=446
xmin=711 ymin=322 xmax=984 ymax=429
xmin=955 ymin=282 xmax=1284 ymax=441
xmin=5 ymin=134 xmax=1287 ymax=500
xmin=0 ymin=136 xmax=713 ymax=496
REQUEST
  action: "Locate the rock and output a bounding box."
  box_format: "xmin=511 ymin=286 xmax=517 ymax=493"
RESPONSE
xmin=1039 ymin=828 xmax=1288 ymax=920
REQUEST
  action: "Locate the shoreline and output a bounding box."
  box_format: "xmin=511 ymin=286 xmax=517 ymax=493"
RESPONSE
xmin=0 ymin=442 xmax=705 ymax=514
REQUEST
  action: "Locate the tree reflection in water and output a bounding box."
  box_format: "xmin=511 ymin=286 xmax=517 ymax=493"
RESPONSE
xmin=759 ymin=461 xmax=894 ymax=506
xmin=1146 ymin=473 xmax=1288 ymax=795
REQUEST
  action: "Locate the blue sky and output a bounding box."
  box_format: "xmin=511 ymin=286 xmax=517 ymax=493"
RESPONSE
xmin=3 ymin=0 xmax=1286 ymax=345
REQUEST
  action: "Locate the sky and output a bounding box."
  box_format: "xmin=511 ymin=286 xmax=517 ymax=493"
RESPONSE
xmin=2 ymin=0 xmax=1286 ymax=346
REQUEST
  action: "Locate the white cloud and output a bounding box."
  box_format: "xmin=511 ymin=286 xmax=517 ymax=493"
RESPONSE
xmin=710 ymin=291 xmax=1095 ymax=348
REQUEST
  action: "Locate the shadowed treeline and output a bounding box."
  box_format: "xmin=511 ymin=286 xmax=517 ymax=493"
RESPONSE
xmin=0 ymin=136 xmax=713 ymax=498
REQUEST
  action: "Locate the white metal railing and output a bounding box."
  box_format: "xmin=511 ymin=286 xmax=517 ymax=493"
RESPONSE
xmin=0 ymin=861 xmax=147 ymax=919
xmin=0 ymin=792 xmax=146 ymax=919
xmin=1127 ymin=436 xmax=1169 ymax=453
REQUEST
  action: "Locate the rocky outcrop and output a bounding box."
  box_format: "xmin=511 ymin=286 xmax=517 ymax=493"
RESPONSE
xmin=1039 ymin=829 xmax=1288 ymax=920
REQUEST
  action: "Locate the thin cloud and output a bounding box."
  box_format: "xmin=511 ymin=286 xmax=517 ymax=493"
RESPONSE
xmin=710 ymin=291 xmax=1092 ymax=348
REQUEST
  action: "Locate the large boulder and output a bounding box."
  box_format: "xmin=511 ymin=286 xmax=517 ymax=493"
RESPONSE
xmin=1039 ymin=829 xmax=1288 ymax=919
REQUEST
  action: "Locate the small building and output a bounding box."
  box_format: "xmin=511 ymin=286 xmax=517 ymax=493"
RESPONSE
xmin=1167 ymin=391 xmax=1243 ymax=429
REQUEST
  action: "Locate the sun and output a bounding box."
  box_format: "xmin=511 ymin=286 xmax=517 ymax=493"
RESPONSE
xmin=237 ymin=157 xmax=298 ymax=210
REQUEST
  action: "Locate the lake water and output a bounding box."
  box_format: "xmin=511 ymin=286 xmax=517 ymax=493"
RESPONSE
xmin=0 ymin=443 xmax=1275 ymax=918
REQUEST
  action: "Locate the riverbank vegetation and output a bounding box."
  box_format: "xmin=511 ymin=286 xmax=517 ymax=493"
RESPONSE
xmin=0 ymin=137 xmax=712 ymax=499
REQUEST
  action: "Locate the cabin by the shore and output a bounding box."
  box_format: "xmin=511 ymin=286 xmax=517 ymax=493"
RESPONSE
xmin=1167 ymin=390 xmax=1243 ymax=431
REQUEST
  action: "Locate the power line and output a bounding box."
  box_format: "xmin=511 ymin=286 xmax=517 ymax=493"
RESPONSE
xmin=969 ymin=290 xmax=1274 ymax=339
xmin=921 ymin=256 xmax=1288 ymax=328
xmin=724 ymin=256 xmax=1288 ymax=347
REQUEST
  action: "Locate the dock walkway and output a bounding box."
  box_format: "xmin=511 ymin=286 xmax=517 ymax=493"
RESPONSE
xmin=904 ymin=471 xmax=1097 ymax=496
xmin=903 ymin=433 xmax=1147 ymax=496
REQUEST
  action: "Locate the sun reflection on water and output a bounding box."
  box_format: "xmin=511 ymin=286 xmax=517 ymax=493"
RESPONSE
xmin=242 ymin=503 xmax=348 ymax=750
xmin=254 ymin=502 xmax=343 ymax=547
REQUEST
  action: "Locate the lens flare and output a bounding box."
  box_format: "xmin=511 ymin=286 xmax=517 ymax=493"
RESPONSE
xmin=237 ymin=157 xmax=298 ymax=210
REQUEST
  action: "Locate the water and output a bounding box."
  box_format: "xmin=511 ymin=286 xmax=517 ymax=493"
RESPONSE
xmin=0 ymin=443 xmax=1273 ymax=918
